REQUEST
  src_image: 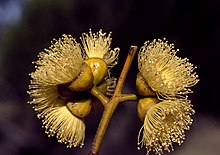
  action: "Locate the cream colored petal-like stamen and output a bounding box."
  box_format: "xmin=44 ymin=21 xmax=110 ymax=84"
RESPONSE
xmin=138 ymin=39 xmax=199 ymax=99
xmin=138 ymin=99 xmax=195 ymax=155
xmin=28 ymin=85 xmax=58 ymax=111
xmin=40 ymin=103 xmax=86 ymax=148
xmin=28 ymin=84 xmax=86 ymax=148
xmin=80 ymin=29 xmax=120 ymax=69
xmin=31 ymin=34 xmax=83 ymax=86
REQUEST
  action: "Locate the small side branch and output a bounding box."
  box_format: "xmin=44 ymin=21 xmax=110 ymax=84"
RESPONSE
xmin=119 ymin=94 xmax=138 ymax=102
xmin=90 ymin=86 xmax=109 ymax=107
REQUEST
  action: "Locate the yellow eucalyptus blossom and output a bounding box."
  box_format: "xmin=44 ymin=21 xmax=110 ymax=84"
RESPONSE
xmin=80 ymin=29 xmax=119 ymax=90
xmin=81 ymin=29 xmax=120 ymax=69
xmin=32 ymin=34 xmax=83 ymax=86
xmin=138 ymin=39 xmax=199 ymax=99
xmin=40 ymin=101 xmax=86 ymax=148
xmin=28 ymin=34 xmax=86 ymax=148
xmin=138 ymin=99 xmax=195 ymax=155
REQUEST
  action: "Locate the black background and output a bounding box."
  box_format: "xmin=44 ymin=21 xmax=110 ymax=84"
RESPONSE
xmin=0 ymin=0 xmax=219 ymax=155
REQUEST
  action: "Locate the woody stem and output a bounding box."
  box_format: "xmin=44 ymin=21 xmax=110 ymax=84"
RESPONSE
xmin=89 ymin=46 xmax=138 ymax=155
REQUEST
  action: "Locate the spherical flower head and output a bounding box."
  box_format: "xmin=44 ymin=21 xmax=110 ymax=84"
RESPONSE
xmin=138 ymin=99 xmax=195 ymax=155
xmin=28 ymin=34 xmax=86 ymax=148
xmin=81 ymin=29 xmax=120 ymax=69
xmin=138 ymin=39 xmax=199 ymax=99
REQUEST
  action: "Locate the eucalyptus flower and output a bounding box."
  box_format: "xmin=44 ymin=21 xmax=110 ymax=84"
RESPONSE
xmin=28 ymin=34 xmax=89 ymax=148
xmin=81 ymin=29 xmax=119 ymax=89
xmin=81 ymin=29 xmax=120 ymax=69
xmin=137 ymin=98 xmax=195 ymax=155
xmin=138 ymin=39 xmax=199 ymax=99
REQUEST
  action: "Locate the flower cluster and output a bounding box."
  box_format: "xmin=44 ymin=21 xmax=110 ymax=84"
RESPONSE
xmin=28 ymin=30 xmax=119 ymax=148
xmin=137 ymin=39 xmax=199 ymax=154
xmin=28 ymin=30 xmax=199 ymax=154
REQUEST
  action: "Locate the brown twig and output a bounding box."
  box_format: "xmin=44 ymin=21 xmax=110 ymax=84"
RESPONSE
xmin=88 ymin=46 xmax=138 ymax=155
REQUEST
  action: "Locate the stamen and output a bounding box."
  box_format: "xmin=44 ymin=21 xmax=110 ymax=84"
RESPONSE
xmin=138 ymin=39 xmax=199 ymax=99
xmin=138 ymin=99 xmax=194 ymax=154
xmin=41 ymin=106 xmax=85 ymax=148
xmin=81 ymin=29 xmax=120 ymax=69
xmin=31 ymin=34 xmax=83 ymax=86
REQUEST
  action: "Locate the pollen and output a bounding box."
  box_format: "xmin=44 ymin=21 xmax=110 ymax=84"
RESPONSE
xmin=138 ymin=39 xmax=199 ymax=99
xmin=80 ymin=29 xmax=120 ymax=69
xmin=138 ymin=99 xmax=195 ymax=155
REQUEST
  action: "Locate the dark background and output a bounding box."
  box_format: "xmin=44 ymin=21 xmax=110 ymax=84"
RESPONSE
xmin=0 ymin=0 xmax=219 ymax=155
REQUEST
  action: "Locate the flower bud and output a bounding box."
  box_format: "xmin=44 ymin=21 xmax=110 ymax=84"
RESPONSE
xmin=68 ymin=63 xmax=94 ymax=91
xmin=136 ymin=73 xmax=156 ymax=96
xmin=66 ymin=99 xmax=92 ymax=118
xmin=84 ymin=58 xmax=108 ymax=85
xmin=137 ymin=97 xmax=159 ymax=121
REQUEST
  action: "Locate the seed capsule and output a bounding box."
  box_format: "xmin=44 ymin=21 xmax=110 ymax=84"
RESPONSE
xmin=66 ymin=99 xmax=92 ymax=118
xmin=84 ymin=58 xmax=108 ymax=85
xmin=136 ymin=73 xmax=156 ymax=96
xmin=137 ymin=97 xmax=159 ymax=121
xmin=68 ymin=63 xmax=94 ymax=91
